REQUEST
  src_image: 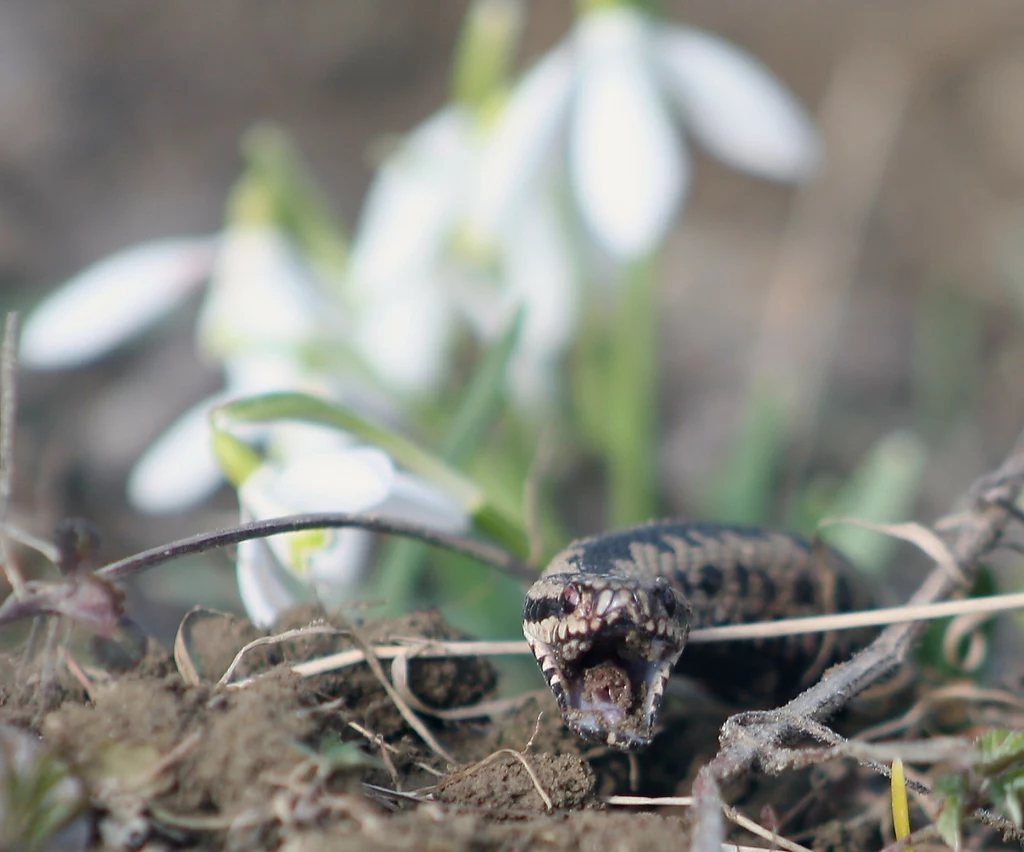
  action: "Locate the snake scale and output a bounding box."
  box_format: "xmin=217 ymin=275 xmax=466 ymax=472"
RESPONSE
xmin=523 ymin=521 xmax=875 ymax=749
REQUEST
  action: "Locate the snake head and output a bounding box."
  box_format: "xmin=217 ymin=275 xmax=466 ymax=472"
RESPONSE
xmin=523 ymin=573 xmax=690 ymax=749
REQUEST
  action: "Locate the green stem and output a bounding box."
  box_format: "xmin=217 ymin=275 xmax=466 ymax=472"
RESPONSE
xmin=374 ymin=314 xmax=527 ymax=612
xmin=606 ymin=255 xmax=658 ymax=527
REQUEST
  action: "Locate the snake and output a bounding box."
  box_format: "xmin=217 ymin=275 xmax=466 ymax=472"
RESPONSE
xmin=522 ymin=521 xmax=875 ymax=749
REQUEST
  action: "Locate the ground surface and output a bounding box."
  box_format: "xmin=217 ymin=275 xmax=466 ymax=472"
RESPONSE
xmin=2 ymin=604 xmax=902 ymax=851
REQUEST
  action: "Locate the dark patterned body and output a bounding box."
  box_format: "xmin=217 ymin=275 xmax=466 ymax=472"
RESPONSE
xmin=549 ymin=522 xmax=873 ymax=704
xmin=524 ymin=521 xmax=875 ymax=747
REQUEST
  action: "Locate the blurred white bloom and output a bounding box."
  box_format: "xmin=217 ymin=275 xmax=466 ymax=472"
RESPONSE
xmin=474 ymin=5 xmax=821 ymax=259
xmin=126 ymin=353 xmax=352 ymax=514
xmin=19 ymin=236 xmax=217 ymax=370
xmin=126 ymin=391 xmax=228 ymax=514
xmin=197 ymin=225 xmax=339 ymax=360
xmin=347 ymin=109 xmax=470 ymax=395
xmin=20 ymin=224 xmax=359 ymax=514
xmin=128 ymin=223 xmax=356 ymax=514
xmin=235 ymin=446 xmax=468 ymax=626
xmin=347 ymin=106 xmax=577 ymax=407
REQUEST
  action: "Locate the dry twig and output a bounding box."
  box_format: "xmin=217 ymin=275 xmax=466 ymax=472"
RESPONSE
xmin=0 ymin=313 xmax=24 ymax=593
xmin=343 ymin=625 xmax=458 ymax=766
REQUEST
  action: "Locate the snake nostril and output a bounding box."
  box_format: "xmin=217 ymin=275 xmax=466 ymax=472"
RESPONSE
xmin=559 ymin=583 xmax=581 ymax=614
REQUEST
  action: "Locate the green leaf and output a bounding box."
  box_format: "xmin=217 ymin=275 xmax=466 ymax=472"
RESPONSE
xmin=2 ymin=750 xmax=85 ymax=848
xmin=239 ymin=124 xmax=349 ymax=278
xmin=440 ymin=308 xmax=523 ymax=466
xmin=211 ymin=428 xmax=263 ymax=487
xmin=990 ymin=767 xmax=1024 ymax=826
xmin=317 ymin=736 xmax=381 ymax=770
xmin=934 ymin=774 xmax=967 ymax=851
xmin=212 ymin=391 xmax=528 ymax=556
xmin=434 ymin=549 xmax=527 ymax=639
xmin=375 ymin=310 xmax=527 ymax=611
xmin=917 ymin=567 xmax=996 ymax=678
xmin=569 ymin=298 xmax=613 ymax=452
xmin=818 ymin=430 xmax=927 ymax=573
xmin=913 ymin=282 xmax=982 ymax=437
xmin=976 ymin=729 xmax=1024 ymax=775
xmin=702 ymin=390 xmax=787 ymax=525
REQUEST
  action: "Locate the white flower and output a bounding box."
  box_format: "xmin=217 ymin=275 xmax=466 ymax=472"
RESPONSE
xmin=19 ymin=236 xmax=218 ymax=370
xmin=126 ymin=391 xmax=228 ymax=514
xmin=197 ymin=225 xmax=340 ymax=361
xmin=133 ymin=225 xmax=352 ymax=514
xmin=235 ymin=446 xmax=468 ymax=626
xmin=126 ymin=353 xmax=355 ymax=514
xmin=474 ymin=5 xmax=821 ymax=259
xmin=19 ymin=226 xmax=360 ymax=514
xmin=346 ymin=109 xmax=473 ymax=396
xmin=347 ymin=106 xmax=577 ymax=407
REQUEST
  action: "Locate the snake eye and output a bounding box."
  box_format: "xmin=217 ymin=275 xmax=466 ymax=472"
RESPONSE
xmin=657 ymin=583 xmax=677 ymax=616
xmin=559 ymin=583 xmax=581 ymax=614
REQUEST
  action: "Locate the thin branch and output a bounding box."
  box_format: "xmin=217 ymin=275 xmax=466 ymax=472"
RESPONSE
xmin=0 ymin=522 xmax=61 ymax=564
xmin=0 ymin=313 xmax=23 ymax=592
xmin=342 ymin=625 xmax=457 ymax=766
xmin=225 ymin=639 xmax=530 ymax=688
xmin=95 ymin=512 xmax=536 ymax=584
xmin=721 ymin=804 xmax=813 ymax=852
xmin=216 ymin=624 xmax=344 ymax=686
xmin=687 ymin=591 xmax=1024 ymax=643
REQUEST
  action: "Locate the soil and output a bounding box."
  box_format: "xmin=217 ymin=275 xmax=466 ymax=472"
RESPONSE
xmin=0 ymin=605 xmax=900 ymax=852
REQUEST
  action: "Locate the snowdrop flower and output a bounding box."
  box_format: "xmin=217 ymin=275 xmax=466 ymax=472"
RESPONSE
xmin=196 ymin=225 xmax=340 ymax=361
xmin=472 ymin=3 xmax=822 ymax=260
xmin=347 ymin=106 xmax=577 ymax=408
xmin=235 ymin=446 xmax=468 ymax=626
xmin=126 ymin=352 xmax=351 ymax=514
xmin=129 ymin=224 xmax=355 ymax=514
xmin=19 ymin=237 xmax=218 ymax=370
xmin=19 ymin=222 xmax=357 ymax=514
xmin=347 ymin=109 xmax=470 ymax=395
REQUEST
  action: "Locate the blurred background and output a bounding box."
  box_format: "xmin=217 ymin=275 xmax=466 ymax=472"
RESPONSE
xmin=3 ymin=0 xmax=1024 ymax=642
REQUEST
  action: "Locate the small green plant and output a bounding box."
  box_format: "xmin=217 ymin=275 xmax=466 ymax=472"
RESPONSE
xmin=934 ymin=729 xmax=1024 ymax=849
xmin=0 ymin=732 xmax=86 ymax=851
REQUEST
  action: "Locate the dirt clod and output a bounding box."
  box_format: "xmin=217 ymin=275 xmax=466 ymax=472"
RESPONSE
xmin=438 ymin=751 xmax=597 ymax=812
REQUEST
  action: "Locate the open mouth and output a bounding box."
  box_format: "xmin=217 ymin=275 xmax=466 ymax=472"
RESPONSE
xmin=524 ymin=572 xmax=691 ymax=749
xmin=552 ymin=632 xmax=682 ymax=749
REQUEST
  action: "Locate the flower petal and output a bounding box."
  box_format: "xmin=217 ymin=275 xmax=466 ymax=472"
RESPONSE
xmin=197 ymin=227 xmax=332 ymax=360
xmin=348 ymin=108 xmax=472 ymax=290
xmin=500 ymin=194 xmax=578 ymax=408
xmin=258 ymin=447 xmax=396 ymax=513
xmin=469 ymin=43 xmax=574 ymax=238
xmin=236 ymin=532 xmax=315 ymax=627
xmin=570 ymin=8 xmax=686 ymax=259
xmin=126 ymin=392 xmax=227 ymax=514
xmin=233 ymin=447 xmax=469 ymax=624
xmin=19 ymin=236 xmax=217 ymax=370
xmin=656 ymin=26 xmax=821 ymax=181
xmin=350 ymin=275 xmax=455 ymax=395
xmin=238 ymin=447 xmax=395 ymax=586
xmin=376 ymin=470 xmax=469 ymax=533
